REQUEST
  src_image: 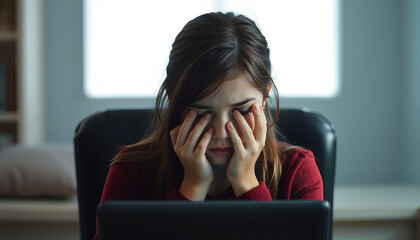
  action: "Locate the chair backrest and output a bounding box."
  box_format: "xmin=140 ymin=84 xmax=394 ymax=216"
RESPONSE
xmin=74 ymin=108 xmax=336 ymax=240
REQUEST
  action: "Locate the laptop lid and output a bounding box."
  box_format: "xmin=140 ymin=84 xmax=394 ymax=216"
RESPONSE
xmin=97 ymin=200 xmax=330 ymax=240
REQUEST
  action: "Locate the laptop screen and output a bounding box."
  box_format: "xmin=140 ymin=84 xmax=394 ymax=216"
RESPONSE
xmin=97 ymin=200 xmax=330 ymax=240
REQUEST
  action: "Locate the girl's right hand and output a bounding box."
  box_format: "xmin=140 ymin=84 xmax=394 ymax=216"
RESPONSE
xmin=170 ymin=110 xmax=214 ymax=201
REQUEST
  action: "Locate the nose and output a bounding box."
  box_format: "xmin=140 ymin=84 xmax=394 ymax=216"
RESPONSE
xmin=210 ymin=113 xmax=232 ymax=140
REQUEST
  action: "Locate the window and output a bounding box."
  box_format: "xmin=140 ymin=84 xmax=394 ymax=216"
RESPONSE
xmin=84 ymin=0 xmax=339 ymax=98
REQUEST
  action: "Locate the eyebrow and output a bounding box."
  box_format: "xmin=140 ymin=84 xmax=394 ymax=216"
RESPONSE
xmin=190 ymin=97 xmax=256 ymax=109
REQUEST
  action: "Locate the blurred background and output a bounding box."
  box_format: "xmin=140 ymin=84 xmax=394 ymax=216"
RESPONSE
xmin=41 ymin=0 xmax=420 ymax=186
xmin=0 ymin=0 xmax=419 ymax=239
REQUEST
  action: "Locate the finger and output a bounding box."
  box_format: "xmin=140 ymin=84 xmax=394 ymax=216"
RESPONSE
xmin=243 ymin=111 xmax=255 ymax=131
xmin=195 ymin=127 xmax=214 ymax=156
xmin=226 ymin=121 xmax=245 ymax=152
xmin=184 ymin=112 xmax=212 ymax=152
xmin=170 ymin=125 xmax=181 ymax=147
xmin=176 ymin=110 xmax=197 ymax=146
xmin=232 ymin=109 xmax=255 ymax=148
xmin=252 ymin=104 xmax=267 ymax=145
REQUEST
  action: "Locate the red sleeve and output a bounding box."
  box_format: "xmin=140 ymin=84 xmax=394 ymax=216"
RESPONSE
xmin=278 ymin=148 xmax=324 ymax=200
xmin=233 ymin=182 xmax=272 ymax=201
xmin=100 ymin=146 xmax=140 ymax=201
xmin=166 ymin=182 xmax=272 ymax=201
xmin=100 ymin=163 xmax=138 ymax=201
xmin=291 ymin=152 xmax=324 ymax=200
xmin=94 ymin=162 xmax=139 ymax=240
xmin=166 ymin=187 xmax=189 ymax=200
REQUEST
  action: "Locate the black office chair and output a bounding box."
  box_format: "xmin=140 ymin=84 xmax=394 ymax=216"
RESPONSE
xmin=74 ymin=108 xmax=336 ymax=240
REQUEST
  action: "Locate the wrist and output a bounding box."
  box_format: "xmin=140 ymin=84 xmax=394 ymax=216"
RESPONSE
xmin=179 ymin=177 xmax=212 ymax=201
xmin=230 ymin=175 xmax=259 ymax=197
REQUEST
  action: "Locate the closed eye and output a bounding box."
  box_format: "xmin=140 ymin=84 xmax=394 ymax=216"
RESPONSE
xmin=186 ymin=106 xmax=210 ymax=118
xmin=235 ymin=107 xmax=252 ymax=116
xmin=189 ymin=106 xmax=252 ymax=118
xmin=196 ymin=110 xmax=212 ymax=118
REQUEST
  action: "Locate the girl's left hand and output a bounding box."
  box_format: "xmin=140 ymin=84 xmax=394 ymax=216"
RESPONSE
xmin=226 ymin=103 xmax=267 ymax=197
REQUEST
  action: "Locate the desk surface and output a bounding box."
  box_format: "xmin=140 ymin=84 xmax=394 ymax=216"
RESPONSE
xmin=0 ymin=196 xmax=78 ymax=222
xmin=0 ymin=185 xmax=419 ymax=223
xmin=333 ymin=185 xmax=420 ymax=221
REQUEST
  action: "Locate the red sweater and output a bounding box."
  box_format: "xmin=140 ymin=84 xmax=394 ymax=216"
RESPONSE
xmin=94 ymin=148 xmax=323 ymax=239
xmin=100 ymin=147 xmax=323 ymax=201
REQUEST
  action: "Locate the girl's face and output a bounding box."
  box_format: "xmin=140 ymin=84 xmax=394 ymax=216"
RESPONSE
xmin=187 ymin=74 xmax=266 ymax=166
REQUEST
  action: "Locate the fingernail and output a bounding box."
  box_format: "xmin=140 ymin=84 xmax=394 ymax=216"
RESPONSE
xmin=233 ymin=109 xmax=240 ymax=116
xmin=204 ymin=113 xmax=211 ymax=120
xmin=228 ymin=122 xmax=234 ymax=128
xmin=253 ymin=104 xmax=259 ymax=111
xmin=189 ymin=110 xmax=196 ymax=117
xmin=208 ymin=127 xmax=214 ymax=134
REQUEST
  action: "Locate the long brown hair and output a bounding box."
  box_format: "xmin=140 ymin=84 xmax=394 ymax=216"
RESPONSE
xmin=112 ymin=12 xmax=285 ymax=199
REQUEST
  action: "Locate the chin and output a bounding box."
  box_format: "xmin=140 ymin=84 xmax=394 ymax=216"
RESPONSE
xmin=207 ymin=154 xmax=231 ymax=166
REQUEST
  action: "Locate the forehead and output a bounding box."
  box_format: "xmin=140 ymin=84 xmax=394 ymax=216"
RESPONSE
xmin=194 ymin=75 xmax=263 ymax=105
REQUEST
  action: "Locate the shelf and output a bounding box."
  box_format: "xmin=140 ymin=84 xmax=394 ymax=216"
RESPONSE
xmin=0 ymin=0 xmax=44 ymax=145
xmin=0 ymin=112 xmax=18 ymax=122
xmin=333 ymin=185 xmax=420 ymax=222
xmin=0 ymin=32 xmax=17 ymax=42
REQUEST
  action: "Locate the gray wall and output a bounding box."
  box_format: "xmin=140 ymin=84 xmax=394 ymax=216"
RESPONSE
xmin=44 ymin=0 xmax=420 ymax=186
xmin=403 ymin=0 xmax=420 ymax=184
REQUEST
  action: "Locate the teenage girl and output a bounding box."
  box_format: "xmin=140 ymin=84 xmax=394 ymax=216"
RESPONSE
xmin=99 ymin=10 xmax=322 ymax=211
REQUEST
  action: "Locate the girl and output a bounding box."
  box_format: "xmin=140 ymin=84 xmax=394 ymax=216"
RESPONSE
xmin=99 ymin=11 xmax=323 ymax=203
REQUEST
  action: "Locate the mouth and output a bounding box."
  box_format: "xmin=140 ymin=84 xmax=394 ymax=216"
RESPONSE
xmin=209 ymin=147 xmax=234 ymax=156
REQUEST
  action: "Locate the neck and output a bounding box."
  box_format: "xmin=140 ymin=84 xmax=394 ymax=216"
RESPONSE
xmin=207 ymin=164 xmax=231 ymax=197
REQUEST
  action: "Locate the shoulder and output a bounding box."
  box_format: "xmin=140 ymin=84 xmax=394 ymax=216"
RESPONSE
xmin=110 ymin=146 xmax=158 ymax=185
xmin=101 ymin=161 xmax=144 ymax=201
xmin=281 ymin=147 xmax=321 ymax=183
xmin=113 ymin=146 xmax=156 ymax=176
xmin=280 ymin=145 xmax=315 ymax=167
xmin=110 ymin=161 xmax=145 ymax=179
xmin=102 ymin=152 xmax=158 ymax=201
xmin=110 ymin=157 xmax=157 ymax=184
xmin=278 ymin=147 xmax=323 ymax=200
xmin=105 ymin=160 xmax=148 ymax=195
xmin=280 ymin=147 xmax=318 ymax=181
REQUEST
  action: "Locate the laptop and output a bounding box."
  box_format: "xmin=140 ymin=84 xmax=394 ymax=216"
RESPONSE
xmin=97 ymin=200 xmax=331 ymax=240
